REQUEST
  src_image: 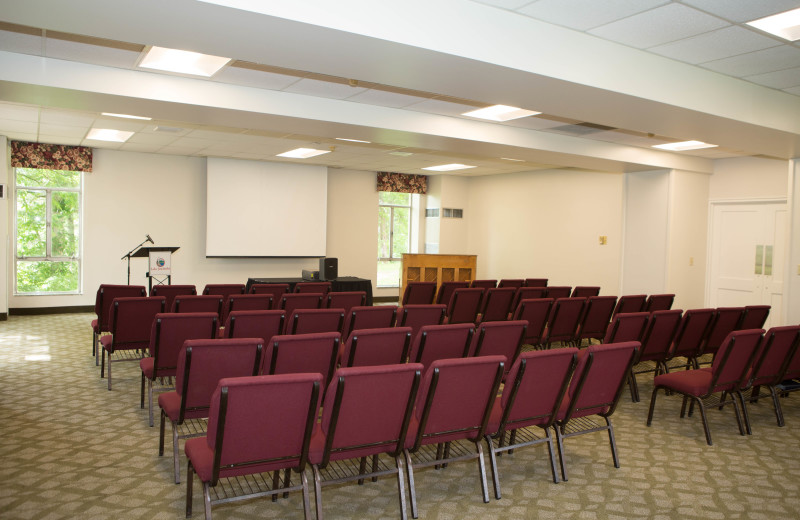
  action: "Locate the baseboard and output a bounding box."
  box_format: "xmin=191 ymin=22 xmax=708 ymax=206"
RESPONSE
xmin=10 ymin=305 xmax=94 ymax=316
xmin=0 ymin=312 xmax=6 ymax=321
xmin=372 ymin=296 xmax=399 ymax=304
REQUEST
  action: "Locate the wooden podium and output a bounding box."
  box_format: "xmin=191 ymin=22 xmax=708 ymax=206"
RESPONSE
xmin=132 ymin=246 xmax=180 ymax=292
xmin=400 ymin=254 xmax=477 ymax=300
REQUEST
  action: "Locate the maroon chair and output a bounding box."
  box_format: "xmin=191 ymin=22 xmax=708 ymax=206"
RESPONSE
xmin=150 ymin=284 xmax=196 ymax=315
xmin=249 ymin=283 xmax=290 ymax=301
xmin=573 ymin=295 xmax=617 ymax=347
xmin=100 ymin=296 xmax=166 ymax=390
xmin=185 ymin=373 xmax=322 ymax=520
xmin=541 ymin=298 xmax=586 ymax=349
xmin=555 ymin=341 xmax=639 ymax=481
xmin=262 ymin=332 xmax=341 ymax=390
xmin=407 ymin=323 xmax=475 ymax=370
xmin=699 ymin=307 xmax=746 ymax=360
xmin=401 ymin=282 xmax=437 ymax=306
xmin=524 ymin=278 xmax=548 ymax=287
xmin=470 ymin=279 xmax=497 ymax=290
xmin=469 ymin=320 xmax=527 ymax=377
xmin=628 ymin=309 xmax=683 ymax=402
xmin=139 ymin=312 xmax=218 ymax=426
xmin=571 ymin=286 xmax=600 ymax=298
xmin=434 ymin=281 xmax=469 ymax=305
xmin=91 ymin=284 xmax=146 ymax=364
xmin=397 ymin=304 xmax=446 ymax=342
xmin=285 ymin=308 xmax=345 ymax=335
xmin=497 ymin=279 xmax=524 ymax=290
xmin=309 ymin=363 xmax=423 ymax=520
xmin=602 ymin=312 xmax=649 ymax=344
xmin=158 ymin=337 xmax=263 ymax=483
xmin=484 ymin=348 xmax=578 ymax=497
xmin=477 ymin=287 xmax=516 ymax=323
xmin=644 ymin=294 xmax=675 ymax=312
xmin=223 ymin=310 xmax=285 ymax=344
xmin=325 ymin=291 xmax=366 ymax=314
xmin=221 ymin=293 xmax=274 ymax=325
xmin=445 ymin=287 xmax=484 ymax=324
xmin=545 ymin=286 xmax=572 ymax=300
xmin=403 ymin=356 xmax=505 ymax=518
xmin=739 ymin=305 xmax=770 ymax=330
xmin=512 ymin=298 xmax=554 ymax=347
xmin=280 ymin=292 xmax=323 ymax=317
xmin=342 ymin=305 xmax=398 ymax=340
xmin=666 ymin=308 xmax=715 ymax=371
xmin=172 ymin=294 xmax=224 ymax=318
xmin=647 ymin=329 xmax=764 ymax=446
xmin=510 ymin=287 xmax=548 ymax=316
xmin=294 ymin=281 xmax=332 ymax=295
xmin=202 ymin=283 xmax=245 ymax=312
xmin=612 ymin=294 xmax=646 ymax=317
xmin=340 ymin=327 xmax=413 ymax=368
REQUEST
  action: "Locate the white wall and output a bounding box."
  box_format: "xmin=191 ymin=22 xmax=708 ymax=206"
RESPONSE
xmin=437 ymin=175 xmax=471 ymax=256
xmin=0 ymin=136 xmax=8 ymax=316
xmin=709 ymin=156 xmax=788 ymax=201
xmin=786 ymin=159 xmax=800 ymax=324
xmin=622 ymin=170 xmax=669 ymax=295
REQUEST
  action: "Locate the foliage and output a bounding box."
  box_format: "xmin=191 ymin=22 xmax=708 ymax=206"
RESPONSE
xmin=377 ymin=192 xmax=411 ymax=287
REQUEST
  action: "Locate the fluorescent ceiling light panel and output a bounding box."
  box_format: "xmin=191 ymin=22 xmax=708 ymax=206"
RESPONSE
xmin=335 ymin=137 xmax=371 ymax=143
xmin=747 ymin=7 xmax=800 ymax=41
xmin=462 ymin=104 xmax=541 ymax=121
xmin=500 ymin=157 xmax=525 ymax=162
xmin=139 ymin=46 xmax=231 ymax=77
xmin=652 ymin=140 xmax=717 ymax=151
xmin=101 ymin=112 xmax=152 ymax=120
xmin=277 ymin=147 xmax=331 ymax=158
xmin=423 ymin=163 xmax=476 ymax=171
xmin=86 ymin=128 xmax=134 ymax=142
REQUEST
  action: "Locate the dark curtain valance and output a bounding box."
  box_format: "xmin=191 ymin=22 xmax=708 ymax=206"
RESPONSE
xmin=10 ymin=141 xmax=93 ymax=172
xmin=377 ymin=172 xmax=427 ymax=194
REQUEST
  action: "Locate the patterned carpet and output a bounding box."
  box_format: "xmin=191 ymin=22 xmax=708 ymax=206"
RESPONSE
xmin=2 ymin=313 xmax=800 ymax=519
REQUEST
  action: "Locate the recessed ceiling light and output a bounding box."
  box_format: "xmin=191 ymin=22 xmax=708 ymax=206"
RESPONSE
xmin=422 ymin=163 xmax=476 ymax=171
xmin=652 ymin=140 xmax=718 ymax=151
xmin=86 ymin=128 xmax=134 ymax=142
xmin=462 ymin=104 xmax=541 ymax=122
xmin=335 ymin=138 xmax=371 ymax=143
xmin=277 ymin=148 xmax=331 ymax=159
xmin=389 ymin=151 xmax=413 ymax=157
xmin=139 ymin=46 xmax=231 ymax=77
xmin=500 ymin=157 xmax=525 ymax=162
xmin=101 ymin=112 xmax=152 ymax=120
xmin=747 ymin=7 xmax=800 ymax=41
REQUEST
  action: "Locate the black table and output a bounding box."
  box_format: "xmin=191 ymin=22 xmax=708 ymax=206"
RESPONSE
xmin=246 ymin=276 xmax=373 ymax=306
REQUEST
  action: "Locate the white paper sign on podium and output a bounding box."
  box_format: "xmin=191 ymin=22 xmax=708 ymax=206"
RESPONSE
xmin=149 ymin=250 xmax=172 ymax=276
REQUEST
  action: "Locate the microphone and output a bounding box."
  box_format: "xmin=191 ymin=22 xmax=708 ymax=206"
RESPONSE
xmin=146 ymin=234 xmax=154 ymax=244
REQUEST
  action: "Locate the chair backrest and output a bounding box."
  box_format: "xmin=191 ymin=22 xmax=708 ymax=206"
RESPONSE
xmin=285 ymin=308 xmax=345 ymax=335
xmin=202 ymin=283 xmax=246 ymax=299
xmin=603 ymin=312 xmax=649 ymax=344
xmin=149 ymin=284 xmax=196 ymax=314
xmin=511 ymin=286 xmax=548 ymax=312
xmin=340 ymin=327 xmax=413 ymax=368
xmin=779 ymin=327 xmax=800 ymax=381
xmin=342 ymin=305 xmax=398 ymax=339
xmin=294 ymin=281 xmax=332 ymax=295
xmin=263 ymin=332 xmax=341 ymax=388
xmin=560 ymin=341 xmax=638 ymax=422
xmin=702 ymin=307 xmax=746 ymax=356
xmin=408 ymin=323 xmax=475 ymax=369
xmin=315 ymin=363 xmax=423 ymax=466
xmin=708 ymin=329 xmax=764 ymax=394
xmin=512 ymin=298 xmax=554 ymax=346
xmin=545 ymin=286 xmax=572 ymax=300
xmin=613 ymin=294 xmax=647 ymax=316
xmin=543 ymin=297 xmax=586 ymax=345
xmin=470 ymin=279 xmax=497 ymax=290
xmin=205 ymin=373 xmax=322 ymax=484
xmin=280 ymin=292 xmax=323 ymax=317
xmin=644 ymin=294 xmax=675 ymax=312
xmin=575 ymin=295 xmax=617 ymax=342
xmin=571 ymin=286 xmax=600 ymax=298
xmin=94 ymin=284 xmax=147 ymax=330
xmin=326 ymin=291 xmax=366 ymax=314
xmin=224 ymin=310 xmax=285 ymax=343
xmin=524 ymin=278 xmax=548 ymax=287
xmin=739 ymin=305 xmax=770 ymax=330
xmin=149 ymin=312 xmax=218 ymax=378
xmin=478 ymin=287 xmax=516 ymax=322
xmin=669 ymin=308 xmax=715 ymax=360
xmin=249 ymin=283 xmax=290 ymax=300
xmin=469 ymin=320 xmax=527 ymax=374
xmin=172 ymin=294 xmax=224 ymax=317
xmin=175 ymin=338 xmax=263 ymax=422
xmin=397 ymin=304 xmax=446 ymax=341
xmin=401 ymin=282 xmax=437 ymax=306
xmin=108 ymin=296 xmax=166 ymax=349
xmin=223 ymin=293 xmax=274 ymax=323
xmin=446 ymin=287 xmax=484 ymax=324
xmin=497 ymin=279 xmax=524 ymax=289
xmin=749 ymin=325 xmax=800 ymax=386
xmin=435 ymin=281 xmax=470 ymax=305
xmin=637 ymin=310 xmax=683 ymax=363
xmin=408 ymin=356 xmax=505 ymax=450
xmin=494 ymin=348 xmax=578 ymax=433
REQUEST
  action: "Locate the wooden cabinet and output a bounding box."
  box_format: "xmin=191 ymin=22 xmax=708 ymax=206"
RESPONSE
xmin=400 ymin=254 xmax=477 ymax=300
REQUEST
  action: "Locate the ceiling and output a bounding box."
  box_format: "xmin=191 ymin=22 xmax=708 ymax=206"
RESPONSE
xmin=0 ymin=0 xmax=799 ymax=176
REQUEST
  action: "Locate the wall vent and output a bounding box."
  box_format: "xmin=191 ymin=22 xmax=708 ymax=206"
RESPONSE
xmin=442 ymin=208 xmax=463 ymax=218
xmin=425 ymin=208 xmax=439 ymax=217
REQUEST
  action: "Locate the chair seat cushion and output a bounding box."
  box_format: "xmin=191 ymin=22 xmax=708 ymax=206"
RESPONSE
xmin=91 ymin=319 xmax=99 ymax=332
xmin=140 ymin=357 xmax=154 ymax=378
xmin=185 ymin=437 xmax=213 ymax=482
xmin=654 ymin=368 xmax=712 ymax=396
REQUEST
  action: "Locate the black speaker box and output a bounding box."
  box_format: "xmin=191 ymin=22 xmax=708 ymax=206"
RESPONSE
xmin=319 ymin=257 xmax=338 ymax=281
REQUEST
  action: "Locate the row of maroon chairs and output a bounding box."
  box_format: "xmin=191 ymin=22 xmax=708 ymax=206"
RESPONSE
xmin=402 ymin=280 xmax=603 ymax=307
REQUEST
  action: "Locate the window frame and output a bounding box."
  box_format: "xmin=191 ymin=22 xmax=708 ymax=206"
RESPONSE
xmin=377 ymin=191 xmax=413 ymax=288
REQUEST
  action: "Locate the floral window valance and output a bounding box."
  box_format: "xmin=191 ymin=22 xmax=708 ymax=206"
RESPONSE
xmin=377 ymin=172 xmax=427 ymax=194
xmin=10 ymin=141 xmax=93 ymax=172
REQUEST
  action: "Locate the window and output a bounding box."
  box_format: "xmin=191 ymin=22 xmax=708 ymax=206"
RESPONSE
xmin=14 ymin=168 xmax=82 ymax=294
xmin=377 ymin=191 xmax=411 ymax=287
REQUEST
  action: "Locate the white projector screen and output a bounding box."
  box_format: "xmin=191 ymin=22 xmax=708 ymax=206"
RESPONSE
xmin=206 ymin=158 xmax=328 ymax=257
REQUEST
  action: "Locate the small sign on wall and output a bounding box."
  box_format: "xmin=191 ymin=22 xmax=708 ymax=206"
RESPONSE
xmin=149 ymin=251 xmax=171 ymax=276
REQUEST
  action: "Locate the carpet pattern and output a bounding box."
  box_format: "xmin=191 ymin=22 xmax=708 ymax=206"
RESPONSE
xmin=1 ymin=313 xmax=800 ymax=519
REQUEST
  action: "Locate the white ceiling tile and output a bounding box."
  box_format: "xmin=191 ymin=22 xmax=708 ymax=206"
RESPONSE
xmin=516 ymin=0 xmax=669 ymax=31
xmin=680 ymin=0 xmax=800 ymax=23
xmin=0 ymin=119 xmax=38 ymax=134
xmin=92 ymin=119 xmax=148 ymax=132
xmin=44 ymin=38 xmax=140 ymax=69
xmin=0 ymin=29 xmax=43 ymax=55
xmin=345 ymin=89 xmax=429 ymax=108
xmin=504 ymin=116 xmax=578 ymax=130
xmin=38 ymin=123 xmax=88 ymax=138
xmin=588 ymin=3 xmax=729 ymax=49
xmin=282 ymin=78 xmax=368 ymax=99
xmin=37 ymin=134 xmax=82 ymax=145
xmin=40 ymin=109 xmax=96 ymax=126
xmin=212 ymin=66 xmax=301 ymax=90
xmin=746 ymin=66 xmax=800 ymax=89
xmin=126 ymin=132 xmax=179 ymax=146
xmin=186 ymin=129 xmax=247 ymax=141
xmin=649 ymin=25 xmax=781 ymax=64
xmin=0 ymin=103 xmax=40 ymax=122
xmin=405 ymin=99 xmax=481 ymax=117
xmin=472 ymin=0 xmax=536 ymax=10
xmin=119 ymin=142 xmax=160 ymax=153
xmin=3 ymin=132 xmax=38 ymax=142
xmin=782 ymin=85 xmax=800 ymax=95
xmin=701 ymin=44 xmax=800 ymax=76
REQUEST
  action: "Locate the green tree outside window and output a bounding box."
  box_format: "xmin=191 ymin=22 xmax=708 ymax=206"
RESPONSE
xmin=378 ymin=192 xmax=411 ymax=287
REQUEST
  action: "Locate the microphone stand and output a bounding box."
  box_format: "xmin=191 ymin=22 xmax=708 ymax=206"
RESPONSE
xmin=121 ymin=237 xmax=152 ymax=284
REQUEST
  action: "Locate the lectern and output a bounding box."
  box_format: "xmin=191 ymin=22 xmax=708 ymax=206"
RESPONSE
xmin=132 ymin=246 xmax=180 ymax=292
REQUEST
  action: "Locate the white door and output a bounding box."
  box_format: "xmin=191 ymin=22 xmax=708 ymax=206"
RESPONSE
xmin=708 ymin=201 xmax=786 ymax=328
